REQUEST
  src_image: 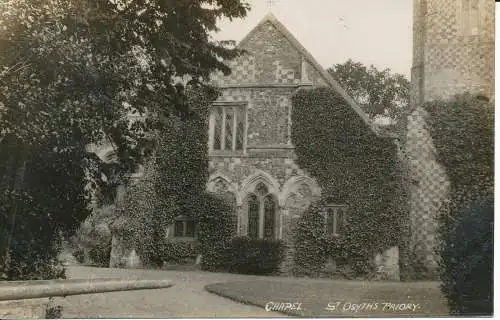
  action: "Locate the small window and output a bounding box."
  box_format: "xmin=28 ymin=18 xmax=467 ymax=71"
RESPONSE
xmin=185 ymin=220 xmax=195 ymax=237
xmin=174 ymin=220 xmax=184 ymax=237
xmin=324 ymin=205 xmax=347 ymax=236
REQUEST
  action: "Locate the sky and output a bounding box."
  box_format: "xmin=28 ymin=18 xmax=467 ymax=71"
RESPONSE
xmin=212 ymin=0 xmax=413 ymax=78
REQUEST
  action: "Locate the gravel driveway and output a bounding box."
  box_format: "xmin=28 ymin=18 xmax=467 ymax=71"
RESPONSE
xmin=58 ymin=266 xmax=284 ymax=318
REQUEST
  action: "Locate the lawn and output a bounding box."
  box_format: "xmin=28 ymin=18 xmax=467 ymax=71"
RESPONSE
xmin=205 ymin=279 xmax=450 ymax=317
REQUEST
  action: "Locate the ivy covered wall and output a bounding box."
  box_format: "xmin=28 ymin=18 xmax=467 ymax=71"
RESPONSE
xmin=291 ymin=87 xmax=404 ymax=278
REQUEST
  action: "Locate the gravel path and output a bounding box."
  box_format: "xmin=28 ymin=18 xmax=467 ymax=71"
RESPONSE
xmin=58 ymin=266 xmax=284 ymax=318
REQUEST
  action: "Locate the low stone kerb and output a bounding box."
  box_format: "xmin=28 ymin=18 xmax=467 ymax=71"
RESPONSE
xmin=0 ymin=278 xmax=174 ymax=301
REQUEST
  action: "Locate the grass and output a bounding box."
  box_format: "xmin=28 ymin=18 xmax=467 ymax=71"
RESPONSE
xmin=205 ymin=279 xmax=450 ymax=317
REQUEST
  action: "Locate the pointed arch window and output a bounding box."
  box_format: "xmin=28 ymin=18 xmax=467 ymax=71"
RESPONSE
xmin=248 ymin=194 xmax=260 ymax=239
xmin=246 ymin=183 xmax=277 ymax=239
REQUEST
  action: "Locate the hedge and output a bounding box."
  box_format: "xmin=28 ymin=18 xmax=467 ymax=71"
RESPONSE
xmin=226 ymin=237 xmax=285 ymax=275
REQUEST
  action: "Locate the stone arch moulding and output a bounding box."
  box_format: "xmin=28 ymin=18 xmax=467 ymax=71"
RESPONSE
xmin=207 ymin=173 xmax=241 ymax=206
xmin=280 ymin=175 xmax=321 ymax=207
xmin=239 ymin=170 xmax=280 ymax=203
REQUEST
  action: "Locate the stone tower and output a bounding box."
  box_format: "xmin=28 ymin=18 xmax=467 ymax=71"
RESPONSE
xmin=411 ymin=0 xmax=494 ymax=105
xmin=405 ymin=0 xmax=494 ymax=278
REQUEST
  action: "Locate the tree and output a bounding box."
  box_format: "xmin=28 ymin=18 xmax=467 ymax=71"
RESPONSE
xmin=327 ymin=59 xmax=410 ymax=124
xmin=0 ymin=0 xmax=249 ymax=279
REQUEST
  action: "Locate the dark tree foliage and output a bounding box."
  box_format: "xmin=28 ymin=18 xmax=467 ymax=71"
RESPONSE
xmin=328 ymin=59 xmax=410 ymax=123
xmin=291 ymin=87 xmax=404 ymax=276
xmin=0 ymin=0 xmax=249 ymax=279
xmin=424 ymin=94 xmax=494 ymax=315
xmin=439 ymin=197 xmax=493 ymax=316
xmin=0 ymin=190 xmax=66 ymax=280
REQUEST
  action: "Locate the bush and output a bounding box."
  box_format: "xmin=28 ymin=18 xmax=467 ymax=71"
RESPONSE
xmin=88 ymin=240 xmax=111 ymax=267
xmin=439 ymin=197 xmax=493 ymax=316
xmin=72 ymin=249 xmax=85 ymax=264
xmin=0 ymin=190 xmax=66 ymax=280
xmin=226 ymin=237 xmax=285 ymax=275
xmin=45 ymin=301 xmax=63 ymax=319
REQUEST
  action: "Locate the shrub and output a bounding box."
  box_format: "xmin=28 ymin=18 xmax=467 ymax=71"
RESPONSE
xmin=0 ymin=190 xmax=66 ymax=280
xmin=226 ymin=237 xmax=285 ymax=275
xmin=88 ymin=240 xmax=111 ymax=267
xmin=72 ymin=249 xmax=85 ymax=264
xmin=45 ymin=300 xmax=63 ymax=319
xmin=439 ymin=197 xmax=493 ymax=316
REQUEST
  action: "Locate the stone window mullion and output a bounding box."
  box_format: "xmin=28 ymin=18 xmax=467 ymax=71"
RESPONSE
xmin=244 ymin=107 xmax=248 ymax=152
xmin=208 ymin=111 xmax=215 ymax=152
xmin=333 ymin=208 xmax=338 ymax=236
xmin=221 ymin=108 xmax=227 ymax=150
xmin=232 ymin=107 xmax=237 ymax=151
xmin=259 ymin=197 xmax=265 ymax=238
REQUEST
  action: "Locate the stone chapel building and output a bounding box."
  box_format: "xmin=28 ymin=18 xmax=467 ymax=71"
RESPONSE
xmin=163 ymin=13 xmax=376 ymax=272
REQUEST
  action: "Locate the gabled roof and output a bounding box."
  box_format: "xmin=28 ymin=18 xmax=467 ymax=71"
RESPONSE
xmin=238 ymin=13 xmax=381 ymax=136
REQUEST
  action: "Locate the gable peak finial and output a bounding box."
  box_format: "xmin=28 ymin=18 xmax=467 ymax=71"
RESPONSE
xmin=266 ymin=0 xmax=278 ymax=12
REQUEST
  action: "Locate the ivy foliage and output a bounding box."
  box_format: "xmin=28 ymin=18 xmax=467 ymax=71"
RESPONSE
xmin=196 ymin=194 xmax=235 ymax=272
xmin=424 ymin=94 xmax=494 ymax=208
xmin=293 ymin=201 xmax=331 ymax=277
xmin=291 ymin=87 xmax=403 ymax=275
xmin=423 ymin=94 xmax=493 ymax=315
xmin=116 ymin=87 xmax=229 ymax=268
